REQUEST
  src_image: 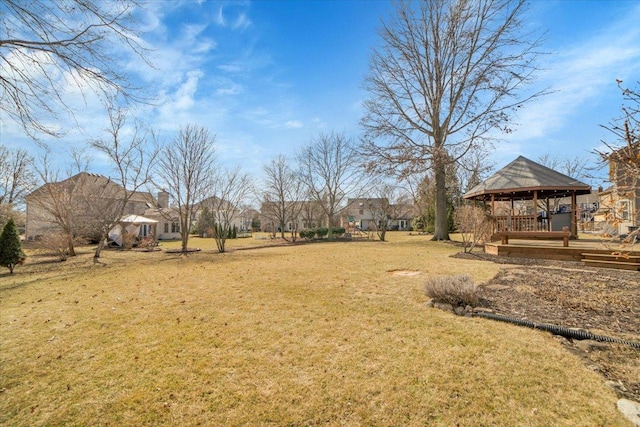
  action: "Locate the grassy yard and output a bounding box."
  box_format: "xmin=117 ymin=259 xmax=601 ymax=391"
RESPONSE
xmin=0 ymin=232 xmax=628 ymax=426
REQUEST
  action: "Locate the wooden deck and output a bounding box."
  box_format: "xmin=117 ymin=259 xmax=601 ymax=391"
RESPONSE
xmin=485 ymin=238 xmax=640 ymax=264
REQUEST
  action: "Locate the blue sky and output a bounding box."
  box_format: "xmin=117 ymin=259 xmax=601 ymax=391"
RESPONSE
xmin=2 ymin=0 xmax=640 ymax=187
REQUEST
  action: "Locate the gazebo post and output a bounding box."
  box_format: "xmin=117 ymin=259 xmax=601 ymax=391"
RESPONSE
xmin=491 ymin=194 xmax=496 ymax=234
xmin=546 ymin=198 xmax=551 ymax=231
xmin=571 ymin=190 xmax=577 ymax=237
xmin=533 ymin=190 xmax=538 ymax=231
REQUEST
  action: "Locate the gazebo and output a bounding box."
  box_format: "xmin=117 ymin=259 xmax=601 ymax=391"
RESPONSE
xmin=463 ymin=156 xmax=592 ymax=237
xmin=108 ymin=214 xmax=159 ymax=246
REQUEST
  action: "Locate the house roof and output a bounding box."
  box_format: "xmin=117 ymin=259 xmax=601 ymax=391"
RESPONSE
xmin=463 ymin=156 xmax=591 ymax=201
xmin=26 ymin=172 xmax=153 ymax=202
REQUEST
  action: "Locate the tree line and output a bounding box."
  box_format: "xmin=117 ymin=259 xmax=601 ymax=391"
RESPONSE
xmin=2 ymin=0 xmax=637 ymax=271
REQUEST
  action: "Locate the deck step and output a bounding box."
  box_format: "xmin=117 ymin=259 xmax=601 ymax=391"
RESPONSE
xmin=581 ymin=259 xmax=640 ymax=271
xmin=581 ymin=252 xmax=640 ymax=261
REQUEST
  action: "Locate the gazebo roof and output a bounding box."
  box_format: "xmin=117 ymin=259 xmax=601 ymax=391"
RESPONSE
xmin=119 ymin=215 xmax=158 ymax=224
xmin=463 ymin=156 xmax=591 ymax=201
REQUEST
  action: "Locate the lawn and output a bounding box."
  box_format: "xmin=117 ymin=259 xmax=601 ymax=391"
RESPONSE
xmin=0 ymin=232 xmax=628 ymax=426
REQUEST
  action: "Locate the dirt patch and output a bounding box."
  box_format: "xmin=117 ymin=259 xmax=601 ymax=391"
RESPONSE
xmin=452 ymin=251 xmax=640 ymax=401
xmin=388 ymin=269 xmax=422 ymax=277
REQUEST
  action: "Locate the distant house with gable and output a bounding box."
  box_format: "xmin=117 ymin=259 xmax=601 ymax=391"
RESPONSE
xmin=594 ymin=142 xmax=639 ymax=235
xmin=25 ymin=172 xmax=154 ymax=241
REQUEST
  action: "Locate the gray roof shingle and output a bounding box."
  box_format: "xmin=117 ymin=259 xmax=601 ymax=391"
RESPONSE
xmin=463 ymin=156 xmax=591 ymax=201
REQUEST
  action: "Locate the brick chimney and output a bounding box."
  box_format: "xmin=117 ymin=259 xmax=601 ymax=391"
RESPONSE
xmin=157 ymin=190 xmax=169 ymax=208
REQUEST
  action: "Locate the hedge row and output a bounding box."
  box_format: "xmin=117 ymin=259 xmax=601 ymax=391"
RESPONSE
xmin=299 ymin=227 xmax=346 ymax=240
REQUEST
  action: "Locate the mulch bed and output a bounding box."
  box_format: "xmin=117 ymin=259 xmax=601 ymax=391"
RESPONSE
xmin=451 ymin=251 xmax=640 ymax=401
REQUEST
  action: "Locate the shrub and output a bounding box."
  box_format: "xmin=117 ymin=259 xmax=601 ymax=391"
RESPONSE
xmin=331 ymin=227 xmax=345 ymax=237
xmin=315 ymin=227 xmax=328 ymax=238
xmin=35 ymin=233 xmax=83 ymax=262
xmin=424 ymin=275 xmax=479 ymax=307
xmin=299 ymin=229 xmax=315 ymax=240
xmin=454 ymin=205 xmax=491 ymax=253
xmin=121 ymin=231 xmax=136 ymax=250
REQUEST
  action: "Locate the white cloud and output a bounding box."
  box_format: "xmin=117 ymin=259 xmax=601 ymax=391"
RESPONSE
xmin=508 ymin=6 xmax=640 ymax=144
xmin=312 ymin=117 xmax=327 ymax=128
xmin=233 ymin=13 xmax=252 ymax=30
xmin=175 ymin=70 xmax=202 ymax=110
xmin=284 ymin=120 xmax=303 ymax=129
xmin=218 ymin=63 xmax=244 ymax=73
xmin=215 ymin=6 xmax=226 ymax=27
xmin=216 ymin=84 xmax=243 ymax=96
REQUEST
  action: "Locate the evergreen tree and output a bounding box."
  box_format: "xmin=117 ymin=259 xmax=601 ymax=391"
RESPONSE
xmin=0 ymin=218 xmax=26 ymax=274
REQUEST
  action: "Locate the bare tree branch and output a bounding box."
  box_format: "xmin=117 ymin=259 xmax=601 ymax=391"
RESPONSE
xmin=361 ymin=0 xmax=546 ymax=240
xmin=261 ymin=155 xmax=305 ymax=241
xmin=156 ymin=124 xmax=216 ymax=253
xmin=88 ymin=102 xmax=159 ymax=260
xmin=297 ymin=131 xmax=370 ymax=240
xmin=0 ymin=0 xmax=152 ymax=140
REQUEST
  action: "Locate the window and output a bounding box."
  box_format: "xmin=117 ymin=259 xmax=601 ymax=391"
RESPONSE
xmin=172 ymin=222 xmax=180 ymax=233
xmin=616 ymin=200 xmax=630 ymax=221
xmin=359 ymin=209 xmax=364 ymax=215
xmin=164 ymin=223 xmax=169 ymax=233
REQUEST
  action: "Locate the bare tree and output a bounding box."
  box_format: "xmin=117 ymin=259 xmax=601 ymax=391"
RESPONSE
xmin=297 ymin=131 xmax=369 ymax=241
xmin=88 ymin=104 xmax=159 ymax=261
xmin=454 ymin=205 xmax=491 ymax=253
xmin=157 ymin=124 xmax=216 ymax=253
xmin=0 ymin=145 xmax=35 ymax=227
xmin=27 ymin=150 xmax=90 ymax=257
xmin=537 ymin=153 xmax=589 ymax=182
xmin=366 ymin=182 xmax=408 ymax=241
xmin=1 ymin=0 xmax=151 ymax=140
xmin=361 ymin=0 xmax=545 ymax=240
xmin=0 ymin=145 xmax=35 ymax=207
xmin=261 ymin=155 xmax=306 ymax=240
xmin=299 ymin=200 xmax=324 ymax=231
xmin=202 ymin=167 xmax=253 ymax=253
xmin=594 ymin=80 xmax=639 ymax=251
xmin=536 ymin=153 xmax=590 ymax=213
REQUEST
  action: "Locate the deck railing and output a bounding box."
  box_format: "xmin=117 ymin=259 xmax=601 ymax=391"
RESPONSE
xmin=492 ymin=215 xmax=544 ymax=233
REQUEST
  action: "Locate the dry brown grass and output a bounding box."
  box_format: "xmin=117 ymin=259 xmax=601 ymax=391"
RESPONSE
xmin=0 ymin=232 xmax=628 ymax=426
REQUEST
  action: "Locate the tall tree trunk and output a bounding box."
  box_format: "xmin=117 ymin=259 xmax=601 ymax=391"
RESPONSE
xmin=67 ymin=233 xmax=76 ymax=257
xmin=93 ymin=234 xmax=106 ymax=261
xmin=432 ymin=160 xmax=450 ymax=241
xmin=181 ymin=234 xmax=188 ymax=253
xmin=327 ymin=214 xmax=334 ymax=241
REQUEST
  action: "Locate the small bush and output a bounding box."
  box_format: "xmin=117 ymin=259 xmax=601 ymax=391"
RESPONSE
xmin=316 ymin=227 xmax=328 ymax=238
xmin=121 ymin=231 xmax=136 ymax=250
xmin=331 ymin=227 xmax=345 ymax=237
xmin=299 ymin=229 xmax=315 ymax=240
xmin=424 ymin=275 xmax=479 ymax=307
xmin=35 ymin=233 xmax=83 ymax=261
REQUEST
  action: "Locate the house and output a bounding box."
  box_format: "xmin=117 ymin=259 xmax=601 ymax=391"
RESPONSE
xmin=259 ymin=200 xmax=326 ymax=233
xmin=143 ymin=193 xmax=248 ymax=240
xmin=25 ymin=172 xmax=154 ymax=241
xmin=142 ymin=191 xmax=180 ymax=240
xmin=343 ymin=198 xmax=414 ymax=231
xmin=192 ymin=195 xmax=245 ymax=236
xmin=593 ymin=142 xmax=639 ymax=236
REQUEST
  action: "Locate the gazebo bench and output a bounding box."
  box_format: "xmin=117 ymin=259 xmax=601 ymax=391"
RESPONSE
xmin=497 ymin=228 xmax=570 ymax=247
